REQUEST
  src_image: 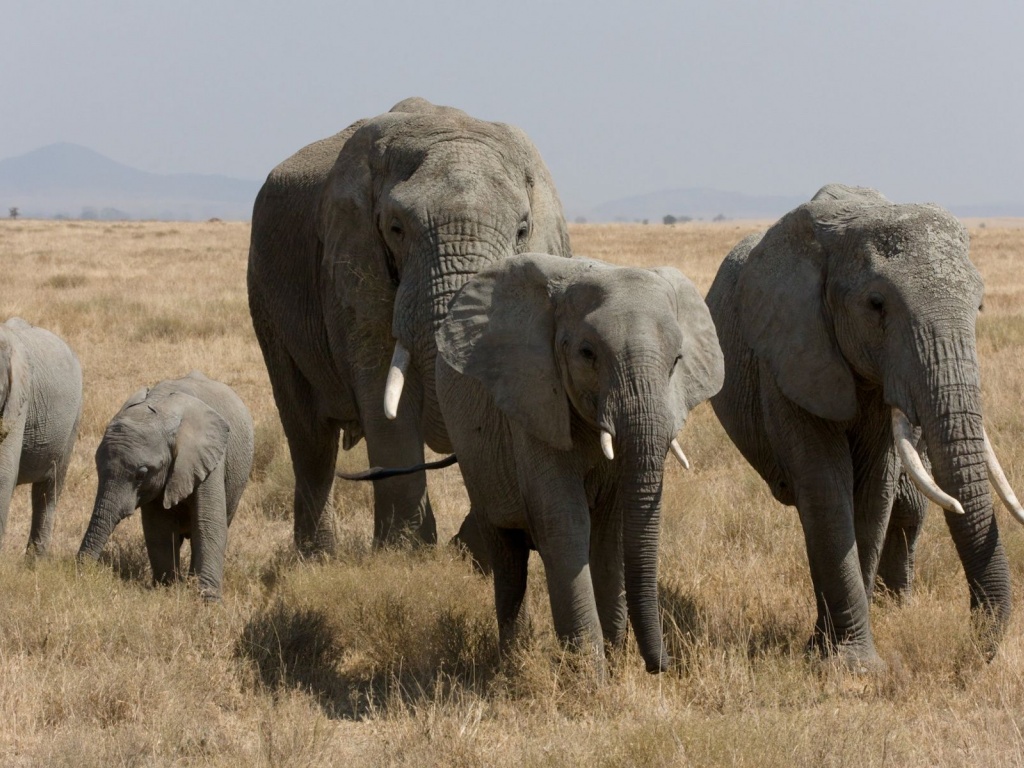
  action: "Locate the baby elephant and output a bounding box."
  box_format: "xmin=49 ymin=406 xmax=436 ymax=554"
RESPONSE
xmin=78 ymin=371 xmax=254 ymax=600
xmin=0 ymin=317 xmax=82 ymax=554
xmin=437 ymin=253 xmax=724 ymax=675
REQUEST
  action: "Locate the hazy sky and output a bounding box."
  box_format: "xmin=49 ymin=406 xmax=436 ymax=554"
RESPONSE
xmin=4 ymin=0 xmax=1022 ymax=213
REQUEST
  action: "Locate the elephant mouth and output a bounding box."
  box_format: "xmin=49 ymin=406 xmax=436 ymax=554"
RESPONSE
xmin=891 ymin=407 xmax=1024 ymax=524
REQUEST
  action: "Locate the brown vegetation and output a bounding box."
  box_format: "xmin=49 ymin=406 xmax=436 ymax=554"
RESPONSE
xmin=0 ymin=219 xmax=1022 ymax=765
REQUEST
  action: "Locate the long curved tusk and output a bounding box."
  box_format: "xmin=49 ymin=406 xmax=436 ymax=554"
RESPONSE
xmin=600 ymin=430 xmax=615 ymax=461
xmin=383 ymin=341 xmax=410 ymax=420
xmin=669 ymin=439 xmax=690 ymax=470
xmin=983 ymin=429 xmax=1024 ymax=526
xmin=892 ymin=408 xmax=964 ymax=515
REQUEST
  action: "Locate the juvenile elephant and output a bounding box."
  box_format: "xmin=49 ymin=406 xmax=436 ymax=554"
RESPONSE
xmin=248 ymin=97 xmax=571 ymax=556
xmin=0 ymin=318 xmax=82 ymax=554
xmin=436 ymin=254 xmax=724 ymax=674
xmin=77 ymin=372 xmax=254 ymax=600
xmin=706 ymin=184 xmax=1024 ymax=670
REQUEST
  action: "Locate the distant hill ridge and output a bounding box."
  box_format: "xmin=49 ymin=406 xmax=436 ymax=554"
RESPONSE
xmin=0 ymin=143 xmax=261 ymax=220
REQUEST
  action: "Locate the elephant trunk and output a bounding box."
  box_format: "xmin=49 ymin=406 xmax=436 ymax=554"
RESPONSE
xmin=607 ymin=372 xmax=672 ymax=674
xmin=399 ymin=222 xmax=510 ymax=450
xmin=914 ymin=336 xmax=1011 ymax=654
xmin=77 ymin=483 xmax=133 ymax=561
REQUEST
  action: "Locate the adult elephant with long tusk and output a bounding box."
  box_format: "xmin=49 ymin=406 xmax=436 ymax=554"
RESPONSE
xmin=248 ymin=98 xmax=570 ymax=555
xmin=706 ymin=183 xmax=1024 ymax=671
xmin=436 ymin=254 xmax=724 ymax=676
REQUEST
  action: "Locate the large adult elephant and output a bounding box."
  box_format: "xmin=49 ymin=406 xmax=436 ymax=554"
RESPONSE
xmin=248 ymin=98 xmax=571 ymax=555
xmin=706 ymin=184 xmax=1023 ymax=670
xmin=437 ymin=254 xmax=724 ymax=675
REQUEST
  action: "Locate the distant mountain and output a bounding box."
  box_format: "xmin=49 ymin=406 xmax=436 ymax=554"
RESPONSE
xmin=0 ymin=143 xmax=261 ymax=220
xmin=579 ymin=187 xmax=805 ymax=223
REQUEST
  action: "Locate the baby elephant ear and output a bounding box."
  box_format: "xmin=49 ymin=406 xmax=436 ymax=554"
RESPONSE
xmin=163 ymin=395 xmax=230 ymax=509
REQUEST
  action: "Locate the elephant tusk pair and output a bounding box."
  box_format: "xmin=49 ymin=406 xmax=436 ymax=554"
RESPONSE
xmin=597 ymin=431 xmax=690 ymax=470
xmin=983 ymin=430 xmax=1024 ymax=526
xmin=892 ymin=409 xmax=965 ymax=516
xmin=893 ymin=408 xmax=1024 ymax=524
xmin=384 ymin=342 xmax=410 ymax=420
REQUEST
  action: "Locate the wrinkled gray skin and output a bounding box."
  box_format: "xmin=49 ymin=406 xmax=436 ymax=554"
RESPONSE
xmin=706 ymin=184 xmax=1011 ymax=669
xmin=248 ymin=98 xmax=571 ymax=556
xmin=437 ymin=254 xmax=724 ymax=675
xmin=77 ymin=372 xmax=254 ymax=600
xmin=0 ymin=318 xmax=82 ymax=554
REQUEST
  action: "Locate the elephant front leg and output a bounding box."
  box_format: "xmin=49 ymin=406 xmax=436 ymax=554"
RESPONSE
xmin=875 ymin=471 xmax=927 ymax=600
xmin=762 ymin=385 xmax=881 ymax=671
xmin=590 ymin=494 xmax=627 ymax=650
xmin=354 ymin=372 xmax=436 ymax=548
xmin=188 ymin=464 xmax=229 ymax=601
xmin=491 ymin=527 xmax=532 ymax=657
xmin=141 ymin=503 xmax=184 ymax=586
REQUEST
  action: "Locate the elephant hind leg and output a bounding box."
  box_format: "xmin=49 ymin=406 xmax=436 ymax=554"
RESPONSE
xmin=27 ymin=476 xmax=58 ymax=555
xmin=875 ymin=472 xmax=926 ymax=601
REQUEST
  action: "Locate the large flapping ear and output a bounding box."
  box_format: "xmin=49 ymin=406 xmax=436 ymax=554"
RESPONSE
xmin=504 ymin=125 xmax=572 ymax=258
xmin=649 ymin=268 xmax=726 ymax=433
xmin=317 ymin=113 xmax=406 ymax=313
xmin=438 ymin=253 xmax=590 ymax=450
xmin=163 ymin=394 xmax=230 ymax=509
xmin=0 ymin=331 xmax=30 ymax=429
xmin=735 ymin=199 xmax=858 ymax=422
xmin=117 ymin=387 xmax=150 ymax=414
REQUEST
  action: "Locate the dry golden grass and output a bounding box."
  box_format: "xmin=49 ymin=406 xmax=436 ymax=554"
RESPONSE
xmin=0 ymin=218 xmax=1022 ymax=766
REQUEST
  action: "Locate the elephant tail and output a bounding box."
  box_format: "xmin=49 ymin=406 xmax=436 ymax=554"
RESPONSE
xmin=335 ymin=454 xmax=458 ymax=482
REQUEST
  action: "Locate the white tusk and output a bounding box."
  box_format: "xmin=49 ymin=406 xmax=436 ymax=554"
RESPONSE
xmin=383 ymin=342 xmax=410 ymax=420
xmin=669 ymin=439 xmax=690 ymax=470
xmin=983 ymin=429 xmax=1024 ymax=526
xmin=892 ymin=408 xmax=964 ymax=515
xmin=600 ymin=430 xmax=615 ymax=461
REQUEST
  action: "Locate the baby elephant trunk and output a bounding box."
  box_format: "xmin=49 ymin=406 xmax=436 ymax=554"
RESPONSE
xmin=77 ymin=484 xmax=133 ymax=561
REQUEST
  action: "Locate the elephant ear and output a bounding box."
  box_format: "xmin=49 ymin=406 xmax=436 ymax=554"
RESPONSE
xmin=504 ymin=125 xmax=572 ymax=258
xmin=735 ymin=201 xmax=857 ymax=422
xmin=118 ymin=386 xmax=150 ymax=413
xmin=649 ymin=268 xmax=725 ymax=433
xmin=0 ymin=330 xmax=30 ymax=430
xmin=163 ymin=394 xmax=230 ymax=509
xmin=318 ymin=114 xmax=403 ymax=315
xmin=438 ymin=253 xmax=587 ymax=451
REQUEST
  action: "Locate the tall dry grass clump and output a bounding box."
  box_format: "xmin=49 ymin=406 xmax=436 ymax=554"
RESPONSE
xmin=0 ymin=218 xmax=1022 ymax=765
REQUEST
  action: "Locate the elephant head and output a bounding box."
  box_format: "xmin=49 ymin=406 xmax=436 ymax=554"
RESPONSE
xmin=320 ymin=98 xmax=570 ymax=448
xmin=77 ymin=389 xmax=230 ymax=560
xmin=736 ymin=183 xmax=1023 ymax=645
xmin=438 ymin=253 xmax=724 ymax=672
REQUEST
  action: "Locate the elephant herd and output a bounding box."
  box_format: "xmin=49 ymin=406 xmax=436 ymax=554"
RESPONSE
xmin=3 ymin=97 xmax=1022 ymax=680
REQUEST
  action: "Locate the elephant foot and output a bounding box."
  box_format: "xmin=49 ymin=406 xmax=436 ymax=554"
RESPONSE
xmin=805 ymin=632 xmax=886 ymax=676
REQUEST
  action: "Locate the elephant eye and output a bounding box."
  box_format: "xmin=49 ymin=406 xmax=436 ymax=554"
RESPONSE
xmin=135 ymin=466 xmax=149 ymax=481
xmin=516 ymin=216 xmax=530 ymax=245
xmin=578 ymin=343 xmax=597 ymax=364
xmin=671 ymin=354 xmax=682 ymax=375
xmin=389 ymin=220 xmax=404 ymax=239
xmin=868 ymin=292 xmax=885 ymax=312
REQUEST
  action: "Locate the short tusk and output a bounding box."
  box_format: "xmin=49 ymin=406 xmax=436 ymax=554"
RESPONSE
xmin=892 ymin=408 xmax=964 ymax=515
xmin=600 ymin=430 xmax=615 ymax=461
xmin=669 ymin=439 xmax=690 ymax=470
xmin=384 ymin=342 xmax=410 ymax=420
xmin=983 ymin=429 xmax=1024 ymax=526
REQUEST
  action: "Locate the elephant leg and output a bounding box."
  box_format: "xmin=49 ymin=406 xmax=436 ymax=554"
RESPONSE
xmin=492 ymin=526 xmax=532 ymax=656
xmin=188 ymin=464 xmax=228 ymax=601
xmin=850 ymin=417 xmax=900 ymax=597
xmin=353 ymin=373 xmax=436 ymax=548
xmin=590 ymin=496 xmax=626 ymax=649
xmin=141 ymin=504 xmax=184 ymax=586
xmin=0 ymin=433 xmax=24 ymax=548
xmin=28 ymin=460 xmax=68 ymax=555
xmin=761 ymin=381 xmax=880 ymax=670
xmin=876 ymin=470 xmax=927 ymax=600
xmin=451 ymin=506 xmax=493 ymax=574
xmin=266 ymin=347 xmax=340 ymax=557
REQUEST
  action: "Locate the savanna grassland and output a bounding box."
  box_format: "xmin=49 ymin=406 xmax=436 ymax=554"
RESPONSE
xmin=1 ymin=218 xmax=1023 ymax=766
